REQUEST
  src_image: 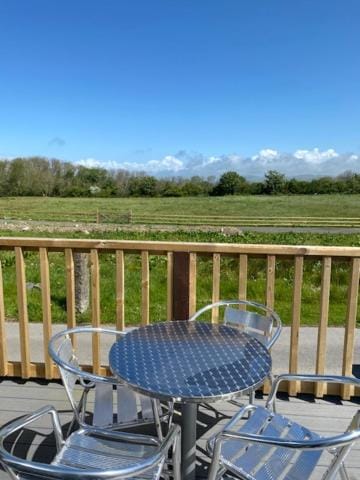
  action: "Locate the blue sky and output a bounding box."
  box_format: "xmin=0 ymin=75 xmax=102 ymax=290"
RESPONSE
xmin=0 ymin=0 xmax=359 ymax=178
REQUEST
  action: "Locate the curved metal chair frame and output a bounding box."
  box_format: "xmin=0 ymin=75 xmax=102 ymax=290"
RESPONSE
xmin=48 ymin=327 xmax=174 ymax=439
xmin=207 ymin=374 xmax=360 ymax=480
xmin=189 ymin=300 xmax=281 ymax=407
xmin=0 ymin=405 xmax=181 ymax=480
xmin=189 ymin=299 xmax=282 ymax=349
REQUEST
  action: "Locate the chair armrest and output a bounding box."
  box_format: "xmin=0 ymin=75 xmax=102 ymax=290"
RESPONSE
xmin=266 ymin=374 xmax=360 ymax=410
xmin=49 ymin=326 xmax=127 ymax=385
xmin=216 ymin=428 xmax=360 ymax=450
xmin=207 ymin=420 xmax=360 ymax=480
xmin=0 ymin=405 xmax=64 ymax=453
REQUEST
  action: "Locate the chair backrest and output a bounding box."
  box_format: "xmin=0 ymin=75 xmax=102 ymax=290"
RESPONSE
xmin=92 ymin=382 xmax=155 ymax=427
xmin=55 ymin=333 xmax=84 ymax=419
xmin=189 ymin=300 xmax=281 ymax=349
xmin=49 ymin=327 xmax=157 ymax=428
xmin=224 ymin=306 xmax=273 ymax=345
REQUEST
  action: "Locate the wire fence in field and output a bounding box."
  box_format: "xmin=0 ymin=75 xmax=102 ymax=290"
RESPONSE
xmin=1 ymin=209 xmax=360 ymax=227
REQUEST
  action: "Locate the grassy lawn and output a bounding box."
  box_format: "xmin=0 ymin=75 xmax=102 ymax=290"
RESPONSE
xmin=0 ymin=194 xmax=360 ymax=221
xmin=0 ymin=228 xmax=359 ymax=328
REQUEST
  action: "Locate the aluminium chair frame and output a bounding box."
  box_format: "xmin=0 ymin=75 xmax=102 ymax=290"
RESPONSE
xmin=48 ymin=326 xmax=174 ymax=439
xmin=0 ymin=405 xmax=181 ymax=480
xmin=190 ymin=300 xmax=281 ymax=408
xmin=207 ymin=373 xmax=360 ymax=480
xmin=189 ymin=299 xmax=282 ymax=349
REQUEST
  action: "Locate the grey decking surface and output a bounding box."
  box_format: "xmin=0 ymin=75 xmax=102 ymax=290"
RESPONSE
xmin=0 ymin=379 xmax=359 ymax=479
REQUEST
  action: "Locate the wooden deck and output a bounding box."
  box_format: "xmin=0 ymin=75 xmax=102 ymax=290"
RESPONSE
xmin=0 ymin=379 xmax=359 ymax=479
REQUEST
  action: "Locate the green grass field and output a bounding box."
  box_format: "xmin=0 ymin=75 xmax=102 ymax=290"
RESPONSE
xmin=0 ymin=194 xmax=359 ymax=327
xmin=0 ymin=194 xmax=360 ymax=222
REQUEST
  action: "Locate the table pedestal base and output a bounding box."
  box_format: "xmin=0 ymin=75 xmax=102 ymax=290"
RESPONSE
xmin=181 ymin=403 xmax=197 ymax=480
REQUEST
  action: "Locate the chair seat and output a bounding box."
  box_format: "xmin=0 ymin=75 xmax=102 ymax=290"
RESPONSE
xmin=208 ymin=406 xmax=323 ymax=480
xmin=52 ymin=430 xmax=163 ymax=479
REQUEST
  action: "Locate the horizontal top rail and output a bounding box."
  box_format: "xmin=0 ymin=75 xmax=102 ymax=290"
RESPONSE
xmin=0 ymin=237 xmax=360 ymax=257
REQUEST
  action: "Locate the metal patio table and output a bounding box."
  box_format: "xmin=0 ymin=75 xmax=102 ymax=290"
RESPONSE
xmin=109 ymin=321 xmax=272 ymax=480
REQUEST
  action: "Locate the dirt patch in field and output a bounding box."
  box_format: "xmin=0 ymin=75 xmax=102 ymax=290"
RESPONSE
xmin=0 ymin=219 xmax=244 ymax=235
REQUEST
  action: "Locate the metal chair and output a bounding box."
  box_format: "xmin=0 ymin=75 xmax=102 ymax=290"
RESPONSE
xmin=48 ymin=327 xmax=174 ymax=438
xmin=207 ymin=374 xmax=360 ymax=480
xmin=0 ymin=404 xmax=181 ymax=479
xmin=189 ymin=300 xmax=281 ymax=405
xmin=189 ymin=299 xmax=281 ymax=349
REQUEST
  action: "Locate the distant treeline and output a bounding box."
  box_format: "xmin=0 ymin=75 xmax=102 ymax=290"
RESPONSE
xmin=1 ymin=156 xmax=360 ymax=197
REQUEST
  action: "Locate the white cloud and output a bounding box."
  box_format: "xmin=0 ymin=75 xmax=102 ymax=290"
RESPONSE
xmin=293 ymin=148 xmax=339 ymax=163
xmin=76 ymin=148 xmax=360 ymax=179
xmin=252 ymin=148 xmax=279 ymax=160
xmin=251 ymin=149 xmax=279 ymax=164
xmin=146 ymin=155 xmax=184 ymax=172
xmin=78 ymin=158 xmax=123 ymax=170
xmin=78 ymin=155 xmax=185 ymax=173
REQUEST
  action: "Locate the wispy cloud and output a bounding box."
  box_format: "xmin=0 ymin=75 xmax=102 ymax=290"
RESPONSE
xmin=48 ymin=136 xmax=66 ymax=147
xmin=76 ymin=147 xmax=360 ymax=179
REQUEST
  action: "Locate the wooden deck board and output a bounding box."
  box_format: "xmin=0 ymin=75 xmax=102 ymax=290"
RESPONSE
xmin=0 ymin=380 xmax=359 ymax=479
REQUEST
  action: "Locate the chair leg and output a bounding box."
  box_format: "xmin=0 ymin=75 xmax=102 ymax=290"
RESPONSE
xmin=339 ymin=463 xmax=350 ymax=480
xmin=152 ymin=399 xmax=163 ymax=440
xmin=267 ymin=372 xmax=276 ymax=413
xmin=172 ymin=430 xmax=181 ymax=480
xmin=167 ymin=402 xmax=174 ymax=431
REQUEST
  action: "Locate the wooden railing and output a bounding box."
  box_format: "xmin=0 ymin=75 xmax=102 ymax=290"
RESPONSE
xmin=0 ymin=237 xmax=359 ymax=398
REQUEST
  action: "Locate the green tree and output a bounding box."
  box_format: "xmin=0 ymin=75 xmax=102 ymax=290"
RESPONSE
xmin=128 ymin=175 xmax=158 ymax=196
xmin=212 ymin=171 xmax=247 ymax=195
xmin=263 ymin=170 xmax=286 ymax=194
xmin=180 ymin=176 xmax=213 ymax=196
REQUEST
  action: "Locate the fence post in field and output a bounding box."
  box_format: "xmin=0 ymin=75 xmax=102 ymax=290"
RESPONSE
xmin=74 ymin=252 xmax=90 ymax=314
xmin=96 ymin=209 xmax=100 ymax=223
xmin=171 ymin=252 xmax=191 ymax=320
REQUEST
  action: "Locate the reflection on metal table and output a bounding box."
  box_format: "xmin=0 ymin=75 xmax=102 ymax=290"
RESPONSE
xmin=109 ymin=321 xmax=272 ymax=480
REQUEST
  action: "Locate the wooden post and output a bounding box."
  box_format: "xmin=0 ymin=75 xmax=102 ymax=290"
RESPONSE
xmin=172 ymin=252 xmax=190 ymax=320
xmin=74 ymin=253 xmax=89 ymax=314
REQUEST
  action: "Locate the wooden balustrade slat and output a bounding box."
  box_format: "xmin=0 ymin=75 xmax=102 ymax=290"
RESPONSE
xmin=238 ymin=254 xmax=248 ymax=310
xmin=65 ymin=249 xmax=76 ymax=335
xmin=116 ymin=250 xmax=125 ymax=331
xmin=141 ymin=251 xmax=149 ymax=326
xmin=189 ymin=253 xmax=197 ymax=317
xmin=167 ymin=252 xmax=173 ymax=321
xmin=212 ymin=254 xmax=221 ymax=323
xmin=289 ymin=255 xmax=304 ymax=396
xmin=263 ymin=255 xmax=276 ymax=394
xmin=315 ymin=257 xmax=332 ymax=397
xmin=0 ymin=260 xmax=7 ymax=375
xmin=90 ymin=249 xmax=101 ymax=374
xmin=39 ymin=248 xmax=53 ymax=380
xmin=15 ymin=247 xmax=31 ymax=378
xmin=342 ymin=257 xmax=360 ymax=399
xmin=266 ymin=255 xmax=276 ymax=310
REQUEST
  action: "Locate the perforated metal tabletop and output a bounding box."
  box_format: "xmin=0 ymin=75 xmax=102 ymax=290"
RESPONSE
xmin=109 ymin=321 xmax=271 ymax=403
